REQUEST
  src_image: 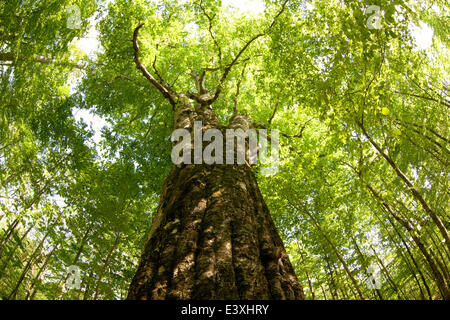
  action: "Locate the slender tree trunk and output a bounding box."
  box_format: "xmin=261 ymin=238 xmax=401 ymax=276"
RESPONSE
xmin=295 ymin=239 xmax=315 ymax=299
xmin=369 ymin=244 xmax=405 ymax=299
xmin=324 ymin=255 xmax=339 ymax=299
xmin=334 ymin=268 xmax=350 ymax=299
xmin=320 ymin=285 xmax=328 ymax=300
xmin=94 ymin=233 xmax=120 ymax=299
xmin=0 ymin=219 xmax=19 ymax=254
xmin=128 ymin=162 xmax=304 ymax=299
xmin=363 ymin=181 xmax=450 ymax=299
xmin=428 ymin=229 xmax=450 ymax=278
xmin=291 ymin=201 xmax=365 ymax=299
xmin=349 ymin=162 xmax=435 ymax=299
xmin=27 ymin=245 xmax=58 ymax=300
xmin=356 ymin=120 xmax=450 ymax=254
xmin=0 ymin=222 xmax=34 ymax=278
xmin=83 ymin=269 xmax=95 ymax=300
xmin=8 ymin=231 xmax=48 ymax=299
xmin=380 ymin=218 xmax=427 ymax=299
xmin=58 ymin=227 xmax=92 ymax=298
xmin=386 ymin=215 xmax=432 ymax=300
xmin=351 ymin=235 xmax=383 ymax=300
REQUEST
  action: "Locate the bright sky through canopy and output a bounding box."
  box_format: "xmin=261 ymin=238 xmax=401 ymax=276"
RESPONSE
xmin=72 ymin=0 xmax=434 ymax=148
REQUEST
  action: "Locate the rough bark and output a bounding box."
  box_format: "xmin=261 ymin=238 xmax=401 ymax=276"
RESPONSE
xmin=127 ymin=161 xmax=304 ymax=300
xmin=129 ymin=16 xmax=303 ymax=299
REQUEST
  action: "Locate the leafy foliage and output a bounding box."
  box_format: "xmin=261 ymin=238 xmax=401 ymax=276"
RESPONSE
xmin=0 ymin=0 xmax=448 ymax=299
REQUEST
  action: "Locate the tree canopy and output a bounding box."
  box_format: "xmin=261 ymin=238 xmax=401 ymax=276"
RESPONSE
xmin=0 ymin=0 xmax=448 ymax=299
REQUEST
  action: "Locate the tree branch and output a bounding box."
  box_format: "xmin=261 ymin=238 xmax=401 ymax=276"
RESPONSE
xmin=152 ymin=48 xmax=165 ymax=85
xmin=197 ymin=0 xmax=223 ymax=65
xmin=394 ymin=90 xmax=450 ymax=108
xmin=268 ymin=105 xmax=278 ymax=126
xmin=0 ymin=52 xmax=86 ymax=70
xmin=208 ymin=0 xmax=290 ymax=104
xmin=133 ymin=23 xmax=176 ymax=106
xmin=209 ymin=33 xmax=264 ymax=104
xmin=233 ymin=62 xmax=248 ymax=115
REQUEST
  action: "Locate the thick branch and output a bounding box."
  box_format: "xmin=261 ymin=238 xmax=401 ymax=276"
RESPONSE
xmin=133 ymin=24 xmax=176 ymax=106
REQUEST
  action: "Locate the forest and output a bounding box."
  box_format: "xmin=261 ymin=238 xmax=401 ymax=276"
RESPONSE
xmin=0 ymin=0 xmax=448 ymax=300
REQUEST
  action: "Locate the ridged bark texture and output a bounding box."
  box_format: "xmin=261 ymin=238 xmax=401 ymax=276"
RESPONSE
xmin=127 ymin=163 xmax=304 ymax=300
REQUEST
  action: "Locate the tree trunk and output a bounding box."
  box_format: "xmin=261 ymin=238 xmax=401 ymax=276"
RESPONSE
xmin=0 ymin=218 xmax=19 ymax=254
xmin=369 ymin=244 xmax=405 ymax=299
xmin=27 ymin=245 xmax=58 ymax=300
xmin=58 ymin=226 xmax=92 ymax=298
xmin=0 ymin=222 xmax=34 ymax=278
xmin=94 ymin=233 xmax=120 ymax=299
xmin=127 ymin=163 xmax=304 ymax=300
xmin=350 ymin=235 xmax=383 ymax=300
xmin=125 ymin=50 xmax=304 ymax=299
xmin=295 ymin=239 xmax=315 ymax=299
xmin=381 ymin=217 xmax=427 ymax=299
xmin=8 ymin=231 xmax=48 ymax=300
xmin=356 ymin=120 xmax=450 ymax=254
xmin=290 ymin=201 xmax=365 ymax=299
xmin=363 ymin=181 xmax=450 ymax=299
xmin=386 ymin=215 xmax=432 ymax=300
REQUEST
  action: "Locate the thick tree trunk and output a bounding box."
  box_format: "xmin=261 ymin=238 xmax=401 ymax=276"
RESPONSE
xmin=127 ymin=162 xmax=304 ymax=299
xmin=126 ymin=50 xmax=304 ymax=298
